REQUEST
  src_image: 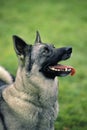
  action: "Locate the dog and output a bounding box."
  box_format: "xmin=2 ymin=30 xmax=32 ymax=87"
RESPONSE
xmin=0 ymin=31 xmax=74 ymax=130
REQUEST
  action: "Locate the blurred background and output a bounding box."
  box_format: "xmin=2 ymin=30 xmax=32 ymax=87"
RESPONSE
xmin=0 ymin=0 xmax=87 ymax=129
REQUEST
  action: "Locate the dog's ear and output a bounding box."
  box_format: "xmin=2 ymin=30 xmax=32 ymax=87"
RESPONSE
xmin=35 ymin=31 xmax=42 ymax=44
xmin=13 ymin=35 xmax=28 ymax=58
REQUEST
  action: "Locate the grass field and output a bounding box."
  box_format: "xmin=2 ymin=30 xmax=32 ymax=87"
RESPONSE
xmin=0 ymin=0 xmax=87 ymax=129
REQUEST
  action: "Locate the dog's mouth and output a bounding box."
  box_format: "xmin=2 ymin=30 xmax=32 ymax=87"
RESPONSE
xmin=42 ymin=62 xmax=75 ymax=78
xmin=42 ymin=64 xmax=75 ymax=78
xmin=48 ymin=64 xmax=75 ymax=77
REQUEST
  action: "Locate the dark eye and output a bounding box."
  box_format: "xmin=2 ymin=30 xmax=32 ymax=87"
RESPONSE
xmin=43 ymin=47 xmax=49 ymax=54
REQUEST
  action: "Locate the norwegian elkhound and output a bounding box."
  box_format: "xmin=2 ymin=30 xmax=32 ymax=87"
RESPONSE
xmin=0 ymin=31 xmax=75 ymax=130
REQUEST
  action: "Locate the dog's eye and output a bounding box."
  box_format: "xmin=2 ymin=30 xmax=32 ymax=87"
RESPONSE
xmin=43 ymin=47 xmax=49 ymax=54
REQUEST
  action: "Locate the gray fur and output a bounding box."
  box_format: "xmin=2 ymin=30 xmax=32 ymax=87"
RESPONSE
xmin=0 ymin=32 xmax=72 ymax=130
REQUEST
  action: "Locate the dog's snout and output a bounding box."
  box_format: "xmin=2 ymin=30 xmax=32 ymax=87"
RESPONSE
xmin=65 ymin=47 xmax=72 ymax=54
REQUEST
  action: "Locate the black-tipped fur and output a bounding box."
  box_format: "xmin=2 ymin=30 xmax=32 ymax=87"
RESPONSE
xmin=0 ymin=32 xmax=73 ymax=130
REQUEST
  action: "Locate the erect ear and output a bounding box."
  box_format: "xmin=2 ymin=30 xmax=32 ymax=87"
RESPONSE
xmin=13 ymin=35 xmax=28 ymax=58
xmin=35 ymin=31 xmax=42 ymax=44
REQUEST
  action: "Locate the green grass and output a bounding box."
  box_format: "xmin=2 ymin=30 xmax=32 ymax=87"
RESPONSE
xmin=0 ymin=0 xmax=87 ymax=129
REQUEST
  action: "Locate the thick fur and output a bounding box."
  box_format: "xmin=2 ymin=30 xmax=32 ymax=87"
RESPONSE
xmin=0 ymin=32 xmax=72 ymax=130
xmin=0 ymin=66 xmax=13 ymax=85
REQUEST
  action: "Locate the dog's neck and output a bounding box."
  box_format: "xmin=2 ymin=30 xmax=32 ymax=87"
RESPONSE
xmin=3 ymin=66 xmax=58 ymax=100
xmin=2 ymin=66 xmax=58 ymax=122
xmin=15 ymin=65 xmax=58 ymax=91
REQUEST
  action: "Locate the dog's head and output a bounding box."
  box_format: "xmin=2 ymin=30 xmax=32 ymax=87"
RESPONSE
xmin=13 ymin=31 xmax=75 ymax=79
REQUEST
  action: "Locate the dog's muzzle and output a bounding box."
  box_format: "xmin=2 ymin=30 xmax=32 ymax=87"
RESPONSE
xmin=42 ymin=47 xmax=76 ymax=78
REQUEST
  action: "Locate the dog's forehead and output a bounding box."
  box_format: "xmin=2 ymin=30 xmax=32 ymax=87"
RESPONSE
xmin=34 ymin=43 xmax=44 ymax=49
xmin=32 ymin=43 xmax=55 ymax=55
xmin=31 ymin=43 xmax=51 ymax=59
xmin=31 ymin=43 xmax=43 ymax=56
xmin=32 ymin=43 xmax=46 ymax=51
xmin=33 ymin=43 xmax=53 ymax=49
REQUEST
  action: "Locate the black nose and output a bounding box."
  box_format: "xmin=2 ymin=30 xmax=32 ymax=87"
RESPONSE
xmin=65 ymin=47 xmax=72 ymax=54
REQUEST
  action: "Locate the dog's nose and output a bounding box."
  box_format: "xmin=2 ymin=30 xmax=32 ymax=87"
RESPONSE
xmin=65 ymin=47 xmax=72 ymax=54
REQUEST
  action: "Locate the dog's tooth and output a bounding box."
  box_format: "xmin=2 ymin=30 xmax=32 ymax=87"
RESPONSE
xmin=54 ymin=68 xmax=57 ymax=71
xmin=68 ymin=68 xmax=71 ymax=71
xmin=50 ymin=67 xmax=55 ymax=71
xmin=50 ymin=67 xmax=60 ymax=71
xmin=50 ymin=67 xmax=62 ymax=72
xmin=53 ymin=68 xmax=55 ymax=71
xmin=65 ymin=68 xmax=68 ymax=71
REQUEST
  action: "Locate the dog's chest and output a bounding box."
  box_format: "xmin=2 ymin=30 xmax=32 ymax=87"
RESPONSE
xmin=37 ymin=77 xmax=58 ymax=107
xmin=2 ymin=78 xmax=58 ymax=130
xmin=1 ymin=97 xmax=57 ymax=130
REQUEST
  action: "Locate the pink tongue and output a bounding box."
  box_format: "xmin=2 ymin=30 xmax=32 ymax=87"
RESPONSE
xmin=53 ymin=65 xmax=76 ymax=76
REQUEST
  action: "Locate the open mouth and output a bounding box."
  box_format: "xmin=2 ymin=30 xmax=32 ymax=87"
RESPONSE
xmin=48 ymin=64 xmax=76 ymax=77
